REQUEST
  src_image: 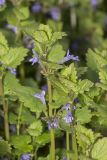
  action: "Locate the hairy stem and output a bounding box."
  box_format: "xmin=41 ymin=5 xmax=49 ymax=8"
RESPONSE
xmin=66 ymin=132 xmax=70 ymax=160
xmin=17 ymin=103 xmax=23 ymax=136
xmin=47 ymin=79 xmax=55 ymax=160
xmin=0 ymin=74 xmax=10 ymax=141
xmin=72 ymin=127 xmax=78 ymax=160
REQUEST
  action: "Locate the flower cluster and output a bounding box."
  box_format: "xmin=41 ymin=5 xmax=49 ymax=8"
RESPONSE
xmin=59 ymin=50 xmax=79 ymax=64
xmin=63 ymin=103 xmax=74 ymax=123
xmin=20 ymin=153 xmax=31 ymax=160
xmin=48 ymin=118 xmax=58 ymax=130
xmin=50 ymin=7 xmax=60 ymax=21
xmin=8 ymin=67 xmax=17 ymax=75
xmin=29 ymin=49 xmax=39 ymax=65
xmin=5 ymin=24 xmax=18 ymax=34
xmin=31 ymin=2 xmax=42 ymax=13
xmin=34 ymin=90 xmax=46 ymax=105
xmin=0 ymin=0 xmax=5 ymax=6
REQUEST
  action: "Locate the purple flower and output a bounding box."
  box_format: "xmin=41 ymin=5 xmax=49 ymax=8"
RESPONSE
xmin=72 ymin=106 xmax=76 ymax=110
xmin=23 ymin=36 xmax=34 ymax=49
xmin=5 ymin=24 xmax=18 ymax=34
xmin=29 ymin=49 xmax=39 ymax=65
xmin=8 ymin=67 xmax=17 ymax=75
xmin=74 ymin=98 xmax=79 ymax=103
xmin=48 ymin=118 xmax=58 ymax=130
xmin=63 ymin=112 xmax=73 ymax=123
xmin=50 ymin=7 xmax=60 ymax=21
xmin=90 ymin=0 xmax=98 ymax=8
xmin=0 ymin=0 xmax=5 ymax=6
xmin=63 ymin=103 xmax=70 ymax=111
xmin=41 ymin=84 xmax=48 ymax=92
xmin=31 ymin=2 xmax=42 ymax=13
xmin=63 ymin=157 xmax=67 ymax=160
xmin=34 ymin=90 xmax=46 ymax=105
xmin=29 ymin=57 xmax=38 ymax=65
xmin=20 ymin=153 xmax=31 ymax=160
xmin=58 ymin=50 xmax=79 ymax=64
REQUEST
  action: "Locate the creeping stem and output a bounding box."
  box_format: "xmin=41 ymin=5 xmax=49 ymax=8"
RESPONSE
xmin=0 ymin=73 xmax=10 ymax=141
xmin=47 ymin=79 xmax=55 ymax=160
xmin=66 ymin=131 xmax=70 ymax=160
xmin=17 ymin=102 xmax=23 ymax=136
xmin=72 ymin=127 xmax=78 ymax=160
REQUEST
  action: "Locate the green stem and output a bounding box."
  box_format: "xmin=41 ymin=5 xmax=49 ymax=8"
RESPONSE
xmin=47 ymin=79 xmax=55 ymax=160
xmin=19 ymin=63 xmax=25 ymax=83
xmin=17 ymin=103 xmax=23 ymax=136
xmin=0 ymin=74 xmax=10 ymax=141
xmin=72 ymin=128 xmax=78 ymax=160
xmin=66 ymin=132 xmax=70 ymax=160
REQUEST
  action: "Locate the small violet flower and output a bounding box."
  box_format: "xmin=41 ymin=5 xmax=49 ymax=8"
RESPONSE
xmin=72 ymin=106 xmax=76 ymax=110
xmin=90 ymin=0 xmax=98 ymax=8
xmin=31 ymin=2 xmax=42 ymax=13
xmin=8 ymin=67 xmax=17 ymax=75
xmin=41 ymin=84 xmax=48 ymax=92
xmin=63 ymin=157 xmax=67 ymax=160
xmin=34 ymin=90 xmax=46 ymax=105
xmin=48 ymin=118 xmax=58 ymax=130
xmin=59 ymin=50 xmax=79 ymax=64
xmin=63 ymin=112 xmax=74 ymax=123
xmin=63 ymin=103 xmax=70 ymax=111
xmin=0 ymin=0 xmax=5 ymax=6
xmin=29 ymin=49 xmax=39 ymax=65
xmin=50 ymin=7 xmax=60 ymax=21
xmin=5 ymin=24 xmax=18 ymax=34
xmin=74 ymin=98 xmax=79 ymax=103
xmin=20 ymin=153 xmax=31 ymax=160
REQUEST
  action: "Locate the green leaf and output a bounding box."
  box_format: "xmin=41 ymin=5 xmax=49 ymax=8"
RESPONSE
xmin=4 ymin=73 xmax=45 ymax=113
xmin=52 ymin=87 xmax=70 ymax=107
xmin=48 ymin=44 xmax=65 ymax=63
xmin=0 ymin=140 xmax=11 ymax=156
xmin=21 ymin=108 xmax=36 ymax=124
xmin=36 ymin=132 xmax=51 ymax=146
xmin=27 ymin=120 xmax=43 ymax=137
xmin=86 ymin=49 xmax=107 ymax=71
xmin=77 ymin=79 xmax=93 ymax=93
xmin=99 ymin=68 xmax=107 ymax=85
xmin=13 ymin=7 xmax=29 ymax=20
xmin=39 ymin=24 xmax=52 ymax=40
xmin=10 ymin=135 xmax=33 ymax=155
xmin=75 ymin=107 xmax=92 ymax=124
xmin=1 ymin=47 xmax=28 ymax=68
xmin=91 ymin=138 xmax=107 ymax=160
xmin=0 ymin=32 xmax=9 ymax=57
xmin=33 ymin=24 xmax=52 ymax=43
xmin=61 ymin=63 xmax=77 ymax=83
xmin=51 ymin=32 xmax=66 ymax=44
xmin=76 ymin=125 xmax=95 ymax=152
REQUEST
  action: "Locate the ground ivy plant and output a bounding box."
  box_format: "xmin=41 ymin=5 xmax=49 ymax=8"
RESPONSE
xmin=1 ymin=24 xmax=107 ymax=160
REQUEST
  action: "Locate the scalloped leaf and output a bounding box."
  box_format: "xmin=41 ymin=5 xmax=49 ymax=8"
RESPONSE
xmin=0 ymin=32 xmax=9 ymax=57
xmin=48 ymin=44 xmax=65 ymax=63
xmin=4 ymin=73 xmax=46 ymax=112
xmin=1 ymin=47 xmax=28 ymax=68
xmin=10 ymin=135 xmax=33 ymax=155
xmin=27 ymin=120 xmax=43 ymax=137
xmin=77 ymin=79 xmax=93 ymax=93
xmin=0 ymin=140 xmax=11 ymax=156
xmin=75 ymin=107 xmax=92 ymax=124
xmin=91 ymin=138 xmax=107 ymax=160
